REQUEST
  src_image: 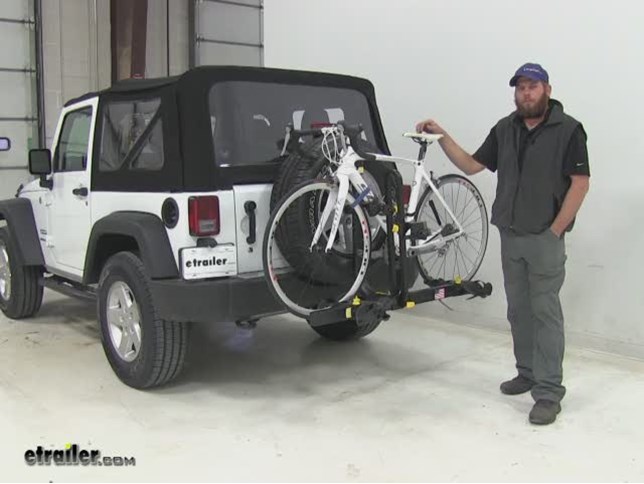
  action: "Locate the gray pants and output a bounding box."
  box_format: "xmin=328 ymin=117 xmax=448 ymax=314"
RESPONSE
xmin=500 ymin=228 xmax=567 ymax=403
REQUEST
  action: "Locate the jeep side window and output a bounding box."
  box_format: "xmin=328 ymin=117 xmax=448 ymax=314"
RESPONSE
xmin=54 ymin=107 xmax=93 ymax=172
xmin=99 ymin=98 xmax=164 ymax=172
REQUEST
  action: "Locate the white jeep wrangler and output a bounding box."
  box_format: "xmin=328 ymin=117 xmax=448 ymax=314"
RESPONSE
xmin=0 ymin=66 xmax=396 ymax=389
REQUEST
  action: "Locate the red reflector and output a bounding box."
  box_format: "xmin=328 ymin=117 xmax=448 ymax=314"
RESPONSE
xmin=188 ymin=196 xmax=220 ymax=236
xmin=310 ymin=122 xmax=333 ymax=129
xmin=402 ymin=185 xmax=412 ymax=206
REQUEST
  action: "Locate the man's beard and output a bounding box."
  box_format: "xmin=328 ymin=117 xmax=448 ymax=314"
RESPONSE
xmin=515 ymin=93 xmax=549 ymax=119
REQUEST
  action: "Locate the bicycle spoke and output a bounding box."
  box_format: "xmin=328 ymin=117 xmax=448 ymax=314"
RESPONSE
xmin=455 ymin=183 xmax=464 ymax=219
xmin=456 ymin=191 xmax=476 ymax=222
xmin=439 ymin=251 xmax=448 ymax=280
xmin=450 ymin=184 xmax=459 ymax=221
xmin=424 ymin=251 xmax=442 ymax=276
xmin=454 ymin=247 xmax=467 ymax=279
xmin=461 ymin=217 xmax=482 ymax=231
xmin=455 ymin=240 xmax=476 ymax=268
xmin=463 ymin=236 xmax=481 ymax=254
xmin=450 ymin=185 xmax=459 ymax=219
xmin=457 ymin=241 xmax=472 ymax=274
xmin=460 ymin=203 xmax=483 ymax=227
xmin=449 ymin=183 xmax=457 ymax=219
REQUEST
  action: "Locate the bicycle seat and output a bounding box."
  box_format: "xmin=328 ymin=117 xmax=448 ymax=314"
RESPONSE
xmin=403 ymin=132 xmax=444 ymax=144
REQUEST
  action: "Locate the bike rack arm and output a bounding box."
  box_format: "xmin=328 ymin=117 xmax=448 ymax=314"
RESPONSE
xmin=308 ymin=280 xmax=493 ymax=328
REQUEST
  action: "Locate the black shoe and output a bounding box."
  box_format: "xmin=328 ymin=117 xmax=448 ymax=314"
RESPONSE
xmin=529 ymin=399 xmax=562 ymax=425
xmin=500 ymin=375 xmax=535 ymax=395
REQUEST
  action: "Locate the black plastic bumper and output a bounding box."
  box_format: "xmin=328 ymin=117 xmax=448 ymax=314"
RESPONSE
xmin=149 ymin=275 xmax=285 ymax=323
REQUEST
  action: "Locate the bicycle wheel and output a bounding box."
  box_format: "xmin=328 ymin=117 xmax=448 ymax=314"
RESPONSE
xmin=414 ymin=174 xmax=488 ymax=282
xmin=271 ymin=136 xmax=387 ymax=250
xmin=263 ymin=180 xmax=371 ymax=319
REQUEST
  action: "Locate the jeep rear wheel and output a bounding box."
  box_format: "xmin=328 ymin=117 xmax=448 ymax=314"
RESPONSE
xmin=98 ymin=252 xmax=189 ymax=389
xmin=0 ymin=227 xmax=43 ymax=319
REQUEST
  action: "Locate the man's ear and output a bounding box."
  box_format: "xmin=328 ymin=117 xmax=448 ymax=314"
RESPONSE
xmin=545 ymin=83 xmax=552 ymax=96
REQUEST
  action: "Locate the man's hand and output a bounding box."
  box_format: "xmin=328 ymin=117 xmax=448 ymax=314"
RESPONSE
xmin=414 ymin=118 xmax=485 ymax=176
xmin=416 ymin=119 xmax=447 ymax=136
xmin=550 ymin=175 xmax=590 ymax=237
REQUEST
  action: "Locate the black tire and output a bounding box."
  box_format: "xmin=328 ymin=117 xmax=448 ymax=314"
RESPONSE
xmin=0 ymin=227 xmax=43 ymax=319
xmin=414 ymin=174 xmax=488 ymax=282
xmin=310 ymin=319 xmax=381 ymax=341
xmin=271 ymin=136 xmax=389 ymax=250
xmin=271 ymin=136 xmax=328 ymax=211
xmin=263 ymin=180 xmax=371 ymax=319
xmin=97 ymin=252 xmax=189 ymax=389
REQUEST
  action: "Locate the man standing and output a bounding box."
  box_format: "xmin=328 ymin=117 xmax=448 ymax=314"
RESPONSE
xmin=416 ymin=63 xmax=590 ymax=425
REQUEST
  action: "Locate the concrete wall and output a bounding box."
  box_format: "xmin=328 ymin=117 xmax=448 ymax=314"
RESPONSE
xmin=264 ymin=0 xmax=644 ymax=358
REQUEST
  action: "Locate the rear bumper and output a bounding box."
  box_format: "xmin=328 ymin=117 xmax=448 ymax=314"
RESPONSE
xmin=149 ymin=274 xmax=285 ymax=323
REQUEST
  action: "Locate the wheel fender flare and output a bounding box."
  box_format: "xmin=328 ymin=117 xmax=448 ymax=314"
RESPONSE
xmin=0 ymin=198 xmax=45 ymax=267
xmin=84 ymin=211 xmax=179 ymax=284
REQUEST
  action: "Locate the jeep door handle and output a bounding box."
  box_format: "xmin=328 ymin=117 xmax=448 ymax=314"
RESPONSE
xmin=72 ymin=187 xmax=88 ymax=197
xmin=244 ymin=200 xmax=257 ymax=244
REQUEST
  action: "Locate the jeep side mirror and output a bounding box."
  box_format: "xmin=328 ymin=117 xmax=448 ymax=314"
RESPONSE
xmin=0 ymin=137 xmax=10 ymax=151
xmin=29 ymin=149 xmax=53 ymax=189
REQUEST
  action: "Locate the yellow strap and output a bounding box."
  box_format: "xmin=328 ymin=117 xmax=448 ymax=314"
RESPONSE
xmin=406 ymin=301 xmax=416 ymax=309
xmin=345 ymin=307 xmax=352 ymax=319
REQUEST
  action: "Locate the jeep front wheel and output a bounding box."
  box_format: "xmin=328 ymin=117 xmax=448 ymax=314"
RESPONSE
xmin=98 ymin=252 xmax=189 ymax=389
xmin=0 ymin=227 xmax=43 ymax=319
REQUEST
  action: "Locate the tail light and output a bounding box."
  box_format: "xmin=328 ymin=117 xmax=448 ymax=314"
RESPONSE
xmin=188 ymin=196 xmax=220 ymax=236
xmin=310 ymin=122 xmax=333 ymax=129
xmin=402 ymin=184 xmax=412 ymax=206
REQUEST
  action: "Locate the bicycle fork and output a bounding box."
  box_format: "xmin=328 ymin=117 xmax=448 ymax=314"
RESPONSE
xmin=310 ymin=168 xmax=373 ymax=253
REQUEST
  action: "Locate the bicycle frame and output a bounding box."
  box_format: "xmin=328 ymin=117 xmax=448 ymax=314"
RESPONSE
xmin=311 ymin=139 xmax=465 ymax=256
xmin=374 ymin=151 xmax=465 ymax=255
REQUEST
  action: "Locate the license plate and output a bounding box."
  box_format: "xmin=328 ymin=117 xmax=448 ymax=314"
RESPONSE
xmin=180 ymin=245 xmax=237 ymax=280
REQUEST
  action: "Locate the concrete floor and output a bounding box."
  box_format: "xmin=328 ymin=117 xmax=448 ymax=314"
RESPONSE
xmin=1 ymin=291 xmax=644 ymax=482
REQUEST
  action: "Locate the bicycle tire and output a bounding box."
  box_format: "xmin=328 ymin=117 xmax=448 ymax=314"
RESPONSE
xmin=271 ymin=136 xmax=388 ymax=250
xmin=414 ymin=174 xmax=488 ymax=282
xmin=263 ymin=180 xmax=372 ymax=319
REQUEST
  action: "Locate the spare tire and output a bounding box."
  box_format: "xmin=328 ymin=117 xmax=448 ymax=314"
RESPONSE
xmin=271 ymin=135 xmax=392 ymax=248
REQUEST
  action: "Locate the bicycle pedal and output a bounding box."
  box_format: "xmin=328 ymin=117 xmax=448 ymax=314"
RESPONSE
xmin=408 ymin=222 xmax=430 ymax=239
xmin=440 ymin=223 xmax=459 ymax=237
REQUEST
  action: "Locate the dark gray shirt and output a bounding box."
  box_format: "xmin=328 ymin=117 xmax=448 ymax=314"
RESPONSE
xmin=473 ymin=114 xmax=590 ymax=177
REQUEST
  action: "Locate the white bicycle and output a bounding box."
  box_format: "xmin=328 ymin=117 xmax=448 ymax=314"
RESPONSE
xmin=263 ymin=122 xmax=488 ymax=318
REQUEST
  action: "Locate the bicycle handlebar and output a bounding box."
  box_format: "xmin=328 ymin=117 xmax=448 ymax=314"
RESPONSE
xmin=282 ymin=122 xmax=377 ymax=162
xmin=337 ymin=122 xmax=376 ymax=161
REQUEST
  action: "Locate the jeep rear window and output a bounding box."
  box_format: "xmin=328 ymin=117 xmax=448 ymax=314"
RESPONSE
xmin=99 ymin=98 xmax=164 ymax=172
xmin=208 ymin=81 xmax=376 ymax=167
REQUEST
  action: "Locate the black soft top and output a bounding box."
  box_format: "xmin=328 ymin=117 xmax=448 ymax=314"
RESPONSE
xmin=68 ymin=66 xmax=383 ymax=105
xmin=74 ymin=66 xmax=391 ymax=191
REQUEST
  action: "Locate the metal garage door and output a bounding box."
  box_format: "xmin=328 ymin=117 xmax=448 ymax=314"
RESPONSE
xmin=0 ymin=0 xmax=43 ymax=198
xmin=190 ymin=0 xmax=263 ymax=67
